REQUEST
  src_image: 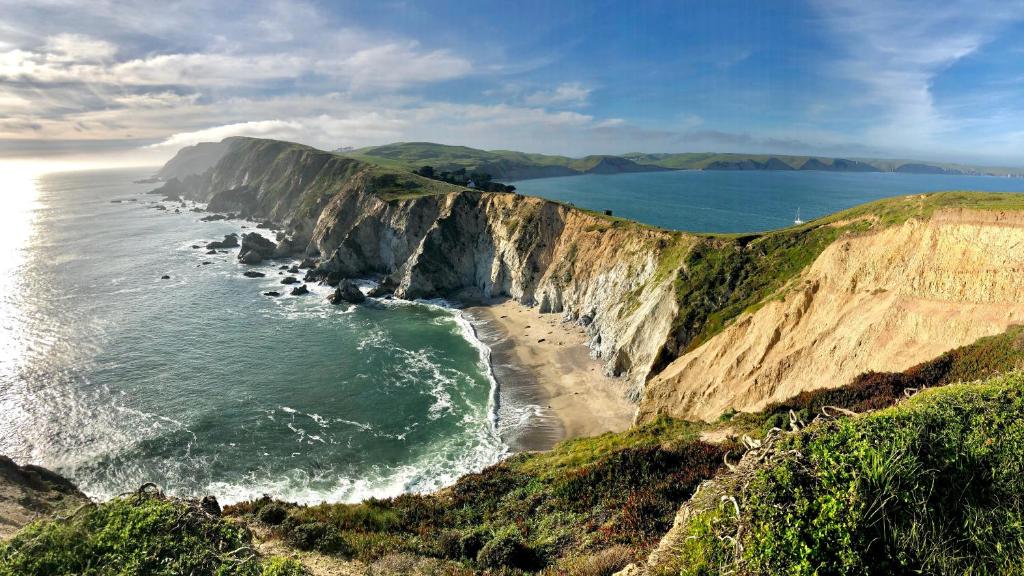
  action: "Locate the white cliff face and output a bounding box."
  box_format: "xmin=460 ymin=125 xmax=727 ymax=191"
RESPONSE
xmin=637 ymin=209 xmax=1024 ymax=422
xmin=308 ymin=186 xmax=685 ymax=394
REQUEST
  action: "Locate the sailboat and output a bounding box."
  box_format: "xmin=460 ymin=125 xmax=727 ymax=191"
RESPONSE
xmin=793 ymin=208 xmax=804 ymax=225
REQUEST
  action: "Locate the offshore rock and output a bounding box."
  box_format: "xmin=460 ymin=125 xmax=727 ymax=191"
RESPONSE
xmin=237 ymin=232 xmax=277 ymax=264
xmin=328 ymin=280 xmax=366 ymax=304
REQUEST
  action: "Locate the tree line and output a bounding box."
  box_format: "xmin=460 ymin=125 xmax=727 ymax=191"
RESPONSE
xmin=415 ymin=166 xmax=517 ymax=193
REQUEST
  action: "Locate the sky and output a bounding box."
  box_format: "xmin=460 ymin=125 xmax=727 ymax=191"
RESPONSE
xmin=2 ymin=0 xmax=1024 ymax=169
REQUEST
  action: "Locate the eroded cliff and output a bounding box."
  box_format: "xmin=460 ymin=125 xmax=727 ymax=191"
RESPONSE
xmin=639 ymin=206 xmax=1024 ymax=421
xmin=167 ymin=138 xmax=1024 ymax=421
xmin=172 ymin=137 xmax=686 ymax=395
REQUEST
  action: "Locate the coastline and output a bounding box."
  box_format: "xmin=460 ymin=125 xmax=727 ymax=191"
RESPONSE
xmin=465 ymin=298 xmax=635 ymax=452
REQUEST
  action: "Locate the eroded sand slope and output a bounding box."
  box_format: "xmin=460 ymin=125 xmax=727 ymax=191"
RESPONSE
xmin=639 ymin=208 xmax=1024 ymax=421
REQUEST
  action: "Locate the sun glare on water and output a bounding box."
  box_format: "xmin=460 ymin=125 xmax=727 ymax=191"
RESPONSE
xmin=0 ymin=163 xmax=41 ymax=367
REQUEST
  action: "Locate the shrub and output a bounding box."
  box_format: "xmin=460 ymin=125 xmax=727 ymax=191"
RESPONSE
xmin=258 ymin=501 xmax=289 ymax=525
xmin=0 ymin=494 xmax=304 ymax=576
xmin=477 ymin=527 xmax=533 ymax=570
xmin=674 ymin=374 xmax=1024 ymax=576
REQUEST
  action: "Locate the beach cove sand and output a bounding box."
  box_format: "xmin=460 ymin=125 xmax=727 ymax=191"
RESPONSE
xmin=466 ymin=298 xmax=635 ymax=451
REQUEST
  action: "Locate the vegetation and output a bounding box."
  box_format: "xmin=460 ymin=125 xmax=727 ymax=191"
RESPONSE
xmin=665 ymin=372 xmax=1024 ymax=576
xmin=414 ymin=165 xmax=517 ymax=192
xmin=341 ymin=142 xmax=659 ymax=180
xmin=340 ymin=141 xmax=1024 ymax=178
xmin=224 ymin=417 xmax=730 ymax=573
xmin=622 ymin=151 xmax=1024 ymax=176
xmin=0 ymin=489 xmax=305 ymax=576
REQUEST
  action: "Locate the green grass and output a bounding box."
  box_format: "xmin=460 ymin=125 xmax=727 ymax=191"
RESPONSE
xmin=666 ymin=373 xmax=1024 ymax=576
xmin=0 ymin=492 xmax=305 ymax=576
xmin=224 ymin=417 xmax=729 ymax=573
xmin=341 ymin=142 xmax=661 ymax=180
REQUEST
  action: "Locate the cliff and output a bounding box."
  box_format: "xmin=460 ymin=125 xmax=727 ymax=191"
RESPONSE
xmin=166 ymin=138 xmax=1024 ymax=417
xmin=639 ymin=203 xmax=1024 ymax=421
xmin=172 ymin=137 xmax=687 ymax=394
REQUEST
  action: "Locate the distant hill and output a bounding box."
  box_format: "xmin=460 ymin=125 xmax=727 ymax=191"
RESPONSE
xmin=624 ymin=151 xmax=1024 ymax=177
xmin=342 ymin=142 xmax=668 ymax=180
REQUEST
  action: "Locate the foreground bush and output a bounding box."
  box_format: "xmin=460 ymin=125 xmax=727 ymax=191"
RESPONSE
xmin=226 ymin=418 xmax=729 ymax=572
xmin=0 ymin=491 xmax=305 ymax=576
xmin=669 ymin=373 xmax=1024 ymax=575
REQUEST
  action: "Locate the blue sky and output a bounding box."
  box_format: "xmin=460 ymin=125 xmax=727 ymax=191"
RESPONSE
xmin=1 ymin=0 xmax=1024 ymax=167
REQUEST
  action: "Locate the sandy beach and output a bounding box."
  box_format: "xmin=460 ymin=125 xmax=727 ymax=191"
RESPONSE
xmin=466 ymin=298 xmax=635 ymax=451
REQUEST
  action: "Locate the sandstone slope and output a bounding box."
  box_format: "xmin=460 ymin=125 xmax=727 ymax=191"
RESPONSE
xmin=639 ymin=207 xmax=1024 ymax=421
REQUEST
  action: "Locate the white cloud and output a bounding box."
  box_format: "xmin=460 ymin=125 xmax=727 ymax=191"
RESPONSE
xmin=147 ymin=119 xmax=305 ymax=149
xmin=524 ymin=82 xmax=591 ymax=107
xmin=113 ymin=91 xmax=200 ymax=108
xmin=326 ymin=42 xmax=472 ymax=91
xmin=816 ymin=0 xmax=1024 ymax=155
xmin=43 ymin=33 xmax=116 ymax=62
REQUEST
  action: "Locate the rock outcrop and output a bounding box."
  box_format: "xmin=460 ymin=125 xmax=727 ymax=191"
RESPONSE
xmin=328 ymin=280 xmax=366 ymax=304
xmin=0 ymin=456 xmax=87 ymax=538
xmin=238 ymin=232 xmax=277 ymax=264
xmin=206 ymin=233 xmax=239 ymax=249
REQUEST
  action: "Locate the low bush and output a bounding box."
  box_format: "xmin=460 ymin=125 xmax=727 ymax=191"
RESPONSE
xmin=0 ymin=493 xmax=304 ymax=576
xmin=671 ymin=374 xmax=1024 ymax=575
xmin=225 ymin=417 xmax=727 ymax=571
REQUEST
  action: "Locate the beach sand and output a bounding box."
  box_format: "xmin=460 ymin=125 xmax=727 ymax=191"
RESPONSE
xmin=465 ymin=298 xmax=635 ymax=452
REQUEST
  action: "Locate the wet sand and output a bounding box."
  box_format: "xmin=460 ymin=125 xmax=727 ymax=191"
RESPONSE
xmin=465 ymin=298 xmax=635 ymax=451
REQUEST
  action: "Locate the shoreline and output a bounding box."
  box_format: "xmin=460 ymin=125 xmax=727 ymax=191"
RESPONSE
xmin=465 ymin=298 xmax=635 ymax=452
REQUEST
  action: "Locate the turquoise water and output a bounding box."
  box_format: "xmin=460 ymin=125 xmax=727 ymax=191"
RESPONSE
xmin=0 ymin=169 xmax=506 ymax=504
xmin=512 ymin=170 xmax=1024 ymax=233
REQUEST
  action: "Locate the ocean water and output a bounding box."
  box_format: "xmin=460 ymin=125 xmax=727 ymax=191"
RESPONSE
xmin=0 ymin=168 xmax=508 ymax=504
xmin=512 ymin=170 xmax=1024 ymax=233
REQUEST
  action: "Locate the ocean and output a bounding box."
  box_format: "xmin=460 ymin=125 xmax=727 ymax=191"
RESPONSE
xmin=0 ymin=168 xmax=507 ymax=504
xmin=5 ymin=166 xmax=1024 ymax=506
xmin=511 ymin=169 xmax=1024 ymax=233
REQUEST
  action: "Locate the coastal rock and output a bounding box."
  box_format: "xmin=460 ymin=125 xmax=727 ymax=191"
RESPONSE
xmin=367 ymin=275 xmax=398 ymax=297
xmin=328 ymin=280 xmax=366 ymax=304
xmin=264 ymin=291 xmax=281 ymax=297
xmin=206 ymin=249 xmax=217 ymax=254
xmin=200 ymin=214 xmax=229 ymax=222
xmin=290 ymin=284 xmax=309 ymax=296
xmin=280 ymin=276 xmax=299 ymax=285
xmin=243 ymin=271 xmax=265 ymax=278
xmin=160 ymin=275 xmax=170 ymax=279
xmin=237 ymin=232 xmax=277 ymax=265
xmin=0 ymin=455 xmax=88 ymax=538
xmin=200 ymin=495 xmax=221 ymax=517
xmin=206 ymin=234 xmax=239 ymax=249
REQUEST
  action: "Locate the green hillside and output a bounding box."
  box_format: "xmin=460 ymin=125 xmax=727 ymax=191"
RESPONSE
xmin=341 ymin=142 xmax=664 ymax=180
xmin=342 ymin=142 xmax=1024 ymax=179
